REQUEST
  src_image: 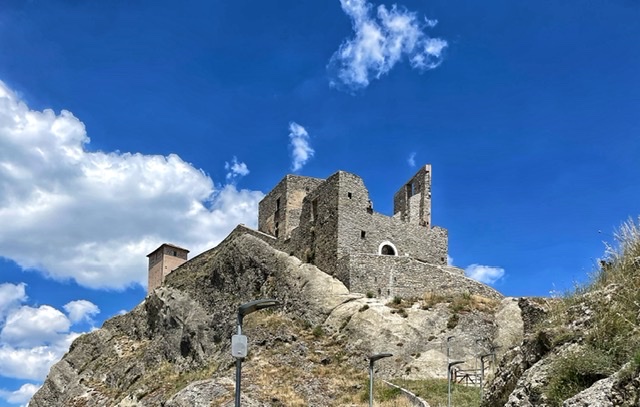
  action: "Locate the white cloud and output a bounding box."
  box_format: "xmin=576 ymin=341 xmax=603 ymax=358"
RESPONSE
xmin=465 ymin=264 xmax=505 ymax=284
xmin=63 ymin=300 xmax=100 ymax=325
xmin=288 ymin=122 xmax=314 ymax=171
xmin=1 ymin=305 xmax=70 ymax=348
xmin=0 ymin=334 xmax=79 ymax=381
xmin=0 ymin=80 xmax=264 ymax=289
xmin=447 ymin=255 xmax=453 ymax=266
xmin=329 ymin=0 xmax=447 ymax=90
xmin=224 ymin=156 xmax=250 ymax=181
xmin=0 ymin=283 xmax=27 ymax=320
xmin=0 ymin=284 xmax=88 ymax=386
xmin=0 ymin=383 xmax=40 ymax=405
xmin=407 ymin=152 xmax=416 ymax=167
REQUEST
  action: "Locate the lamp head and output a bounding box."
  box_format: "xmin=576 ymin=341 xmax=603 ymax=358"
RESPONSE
xmin=369 ymin=353 xmax=393 ymax=363
xmin=238 ymin=299 xmax=281 ymax=317
xmin=448 ymin=360 xmax=465 ymax=369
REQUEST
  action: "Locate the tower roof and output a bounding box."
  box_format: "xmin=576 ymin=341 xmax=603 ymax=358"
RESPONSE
xmin=146 ymin=243 xmax=190 ymax=257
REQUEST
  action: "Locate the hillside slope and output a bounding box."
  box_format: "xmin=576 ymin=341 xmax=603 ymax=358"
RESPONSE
xmin=481 ymin=218 xmax=640 ymax=407
xmin=31 ymin=230 xmax=522 ymax=406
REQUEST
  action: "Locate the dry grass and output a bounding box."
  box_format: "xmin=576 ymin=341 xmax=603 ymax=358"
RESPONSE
xmin=239 ymin=312 xmax=377 ymax=405
xmin=420 ymin=291 xmax=498 ymax=314
xmin=542 ymin=217 xmax=640 ymax=405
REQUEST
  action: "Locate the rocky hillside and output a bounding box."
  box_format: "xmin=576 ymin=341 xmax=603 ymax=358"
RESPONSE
xmin=482 ymin=218 xmax=640 ymax=407
xmin=31 ymin=229 xmax=530 ymax=406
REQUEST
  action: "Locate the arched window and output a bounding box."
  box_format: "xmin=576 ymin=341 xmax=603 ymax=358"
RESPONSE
xmin=378 ymin=241 xmax=398 ymax=256
xmin=381 ymin=245 xmax=395 ymax=255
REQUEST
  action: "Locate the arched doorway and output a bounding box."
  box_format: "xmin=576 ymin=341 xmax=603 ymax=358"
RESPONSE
xmin=378 ymin=241 xmax=398 ymax=256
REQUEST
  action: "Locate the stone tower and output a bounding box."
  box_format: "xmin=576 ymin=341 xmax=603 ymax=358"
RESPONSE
xmin=393 ymin=164 xmax=432 ymax=228
xmin=258 ymin=174 xmax=324 ymax=240
xmin=147 ymin=243 xmax=189 ymax=293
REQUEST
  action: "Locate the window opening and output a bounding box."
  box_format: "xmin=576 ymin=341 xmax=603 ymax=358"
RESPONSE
xmin=381 ymin=245 xmax=396 ymax=255
xmin=406 ymin=182 xmax=414 ymax=198
xmin=361 ymin=230 xmax=366 ymax=239
xmin=276 ymin=198 xmax=280 ymax=211
xmin=275 ymin=222 xmax=279 ymax=238
xmin=347 ymin=192 xmax=352 ymax=199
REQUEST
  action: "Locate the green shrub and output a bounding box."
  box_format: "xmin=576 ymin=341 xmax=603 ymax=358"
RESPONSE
xmin=546 ymin=346 xmax=616 ymax=405
xmin=541 ymin=217 xmax=640 ymax=404
xmin=312 ymin=325 xmax=324 ymax=338
xmin=447 ymin=314 xmax=459 ymax=329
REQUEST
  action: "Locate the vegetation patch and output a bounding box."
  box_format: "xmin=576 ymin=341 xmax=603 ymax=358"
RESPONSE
xmin=539 ymin=217 xmax=640 ymax=405
xmin=420 ymin=291 xmax=498 ymax=313
xmin=395 ymin=378 xmax=481 ymax=407
xmin=546 ymin=345 xmax=615 ymax=405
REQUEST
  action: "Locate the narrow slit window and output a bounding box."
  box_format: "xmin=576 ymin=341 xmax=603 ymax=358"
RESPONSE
xmin=361 ymin=230 xmax=366 ymax=239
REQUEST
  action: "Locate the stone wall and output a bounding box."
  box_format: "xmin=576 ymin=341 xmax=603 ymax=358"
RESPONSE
xmin=288 ymin=172 xmax=341 ymax=276
xmin=346 ymin=253 xmax=503 ymax=300
xmin=258 ymin=174 xmax=324 ymax=240
xmin=393 ymin=165 xmax=432 ymax=227
xmin=334 ymin=171 xmax=447 ymax=266
xmin=252 ymin=167 xmax=475 ymax=300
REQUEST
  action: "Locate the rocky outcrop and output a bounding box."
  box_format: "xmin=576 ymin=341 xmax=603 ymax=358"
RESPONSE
xmin=31 ymin=232 xmax=518 ymax=406
xmin=481 ymin=285 xmax=640 ymax=407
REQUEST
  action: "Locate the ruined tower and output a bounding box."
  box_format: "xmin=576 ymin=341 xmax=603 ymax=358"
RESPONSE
xmin=258 ymin=174 xmax=324 ymax=240
xmin=147 ymin=243 xmax=189 ymax=293
xmin=393 ymin=164 xmax=432 ymax=228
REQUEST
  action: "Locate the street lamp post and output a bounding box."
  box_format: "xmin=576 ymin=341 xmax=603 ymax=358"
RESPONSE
xmin=232 ymin=299 xmax=281 ymax=407
xmin=479 ymin=353 xmax=494 ymax=398
xmin=368 ymin=353 xmax=393 ymax=407
xmin=447 ymin=360 xmax=464 ymax=407
xmin=446 ymin=335 xmax=455 ymax=362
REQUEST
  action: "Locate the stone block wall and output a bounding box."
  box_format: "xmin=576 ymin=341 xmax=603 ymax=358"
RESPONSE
xmin=393 ymin=165 xmax=432 ymax=227
xmin=346 ymin=253 xmax=503 ymax=300
xmin=334 ymin=171 xmax=447 ymax=265
xmin=287 ymin=172 xmax=341 ymax=275
xmin=251 ymin=166 xmax=465 ymax=300
xmin=258 ymin=174 xmax=324 ymax=240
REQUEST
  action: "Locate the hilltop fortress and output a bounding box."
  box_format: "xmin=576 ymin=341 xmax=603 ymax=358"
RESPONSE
xmin=148 ymin=165 xmax=500 ymax=300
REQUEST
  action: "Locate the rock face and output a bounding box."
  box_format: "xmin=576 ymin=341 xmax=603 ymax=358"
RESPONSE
xmin=31 ymin=231 xmax=519 ymax=406
xmin=481 ymin=288 xmax=640 ymax=407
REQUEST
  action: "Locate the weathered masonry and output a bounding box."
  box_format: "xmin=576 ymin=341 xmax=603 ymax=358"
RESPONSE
xmin=255 ymin=165 xmax=486 ymax=299
xmin=145 ymin=165 xmax=501 ymax=300
xmin=147 ymin=243 xmax=189 ymax=293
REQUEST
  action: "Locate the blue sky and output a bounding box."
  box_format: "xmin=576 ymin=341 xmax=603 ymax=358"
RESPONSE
xmin=1 ymin=0 xmax=639 ymax=404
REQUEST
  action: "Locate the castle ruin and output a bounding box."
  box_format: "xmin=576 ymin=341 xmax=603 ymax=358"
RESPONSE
xmin=147 ymin=165 xmax=499 ymax=300
xmin=254 ymin=164 xmax=467 ymax=298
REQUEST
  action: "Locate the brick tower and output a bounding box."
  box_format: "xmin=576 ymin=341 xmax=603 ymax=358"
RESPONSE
xmin=147 ymin=243 xmax=189 ymax=293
